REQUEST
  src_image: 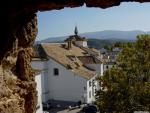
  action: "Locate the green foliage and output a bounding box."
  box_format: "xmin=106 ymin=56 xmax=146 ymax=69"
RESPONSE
xmin=87 ymin=38 xmax=129 ymax=49
xmin=113 ymin=42 xmax=123 ymax=47
xmin=96 ymin=34 xmax=150 ymax=112
xmin=104 ymin=45 xmax=112 ymax=51
xmin=87 ymin=39 xmax=112 ymax=49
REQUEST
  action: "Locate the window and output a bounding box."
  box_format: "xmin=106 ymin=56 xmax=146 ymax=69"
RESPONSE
xmin=54 ymin=68 xmax=59 ymax=76
xmin=89 ymin=81 xmax=91 ymax=87
xmin=89 ymin=91 xmax=91 ymax=98
xmin=92 ymin=88 xmax=94 ymax=96
xmin=95 ymin=89 xmax=97 ymax=93
xmin=92 ymin=79 xmax=95 ymax=87
xmin=84 ymin=86 xmax=86 ymax=91
xmin=106 ymin=65 xmax=109 ymax=69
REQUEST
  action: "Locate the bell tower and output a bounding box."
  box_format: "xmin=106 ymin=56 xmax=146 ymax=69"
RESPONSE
xmin=74 ymin=26 xmax=78 ymax=35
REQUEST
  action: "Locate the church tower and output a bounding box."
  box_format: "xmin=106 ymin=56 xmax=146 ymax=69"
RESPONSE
xmin=74 ymin=26 xmax=78 ymax=35
xmin=65 ymin=26 xmax=88 ymax=47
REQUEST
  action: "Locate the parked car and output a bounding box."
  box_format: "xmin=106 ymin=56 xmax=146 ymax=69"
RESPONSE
xmin=81 ymin=104 xmax=99 ymax=113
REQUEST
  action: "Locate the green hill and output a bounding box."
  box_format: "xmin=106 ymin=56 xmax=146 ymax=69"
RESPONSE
xmin=87 ymin=38 xmax=130 ymax=49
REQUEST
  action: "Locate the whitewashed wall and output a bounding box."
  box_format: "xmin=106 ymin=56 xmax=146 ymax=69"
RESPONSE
xmin=35 ymin=73 xmax=43 ymax=113
xmin=75 ymin=41 xmax=87 ymax=47
xmin=32 ymin=60 xmax=49 ymax=102
xmin=32 ymin=58 xmax=99 ymax=104
xmin=48 ymin=59 xmax=88 ymax=103
xmin=85 ymin=64 xmax=103 ymax=76
xmin=103 ymin=64 xmax=114 ymax=72
xmin=41 ymin=70 xmax=49 ymax=102
xmin=87 ymin=76 xmax=96 ymax=103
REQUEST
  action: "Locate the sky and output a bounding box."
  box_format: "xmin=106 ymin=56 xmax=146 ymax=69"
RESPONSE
xmin=37 ymin=2 xmax=150 ymax=41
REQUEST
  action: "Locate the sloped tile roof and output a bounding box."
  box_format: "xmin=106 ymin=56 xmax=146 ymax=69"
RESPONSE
xmin=41 ymin=43 xmax=96 ymax=79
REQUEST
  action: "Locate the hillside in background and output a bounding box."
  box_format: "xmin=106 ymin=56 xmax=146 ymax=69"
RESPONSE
xmin=88 ymin=39 xmax=118 ymax=49
xmin=37 ymin=30 xmax=150 ymax=43
xmin=36 ymin=30 xmax=150 ymax=49
xmin=87 ymin=38 xmax=128 ymax=49
xmin=80 ymin=30 xmax=149 ymax=40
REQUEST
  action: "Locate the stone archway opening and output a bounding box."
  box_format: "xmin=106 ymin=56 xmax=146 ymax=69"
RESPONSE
xmin=1 ymin=1 xmax=150 ymax=113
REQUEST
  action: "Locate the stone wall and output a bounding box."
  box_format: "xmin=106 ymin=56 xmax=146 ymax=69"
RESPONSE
xmin=0 ymin=14 xmax=37 ymax=113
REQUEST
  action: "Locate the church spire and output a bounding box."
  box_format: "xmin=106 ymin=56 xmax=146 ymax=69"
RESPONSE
xmin=74 ymin=26 xmax=78 ymax=35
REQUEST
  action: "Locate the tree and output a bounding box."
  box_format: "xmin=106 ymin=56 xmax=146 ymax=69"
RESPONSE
xmin=96 ymin=34 xmax=150 ymax=113
xmin=113 ymin=41 xmax=123 ymax=47
xmin=104 ymin=45 xmax=112 ymax=51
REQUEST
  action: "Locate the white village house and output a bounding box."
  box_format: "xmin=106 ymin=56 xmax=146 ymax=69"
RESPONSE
xmin=32 ymin=28 xmax=104 ymax=107
xmin=35 ymin=71 xmax=43 ymax=113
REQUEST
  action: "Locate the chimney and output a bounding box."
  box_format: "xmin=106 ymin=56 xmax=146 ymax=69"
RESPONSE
xmin=67 ymin=41 xmax=72 ymax=50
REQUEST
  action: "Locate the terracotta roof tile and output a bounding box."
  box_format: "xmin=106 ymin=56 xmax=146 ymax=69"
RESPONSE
xmin=41 ymin=43 xmax=96 ymax=79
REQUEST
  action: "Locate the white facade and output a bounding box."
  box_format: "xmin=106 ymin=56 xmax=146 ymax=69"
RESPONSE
xmin=75 ymin=41 xmax=87 ymax=47
xmin=32 ymin=58 xmax=99 ymax=104
xmin=87 ymin=76 xmax=97 ymax=103
xmin=85 ymin=64 xmax=103 ymax=76
xmin=35 ymin=73 xmax=43 ymax=113
xmin=103 ymin=63 xmax=115 ymax=72
xmin=84 ymin=63 xmax=104 ymax=94
xmin=47 ymin=58 xmax=95 ymax=103
xmin=32 ymin=60 xmax=50 ymax=103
